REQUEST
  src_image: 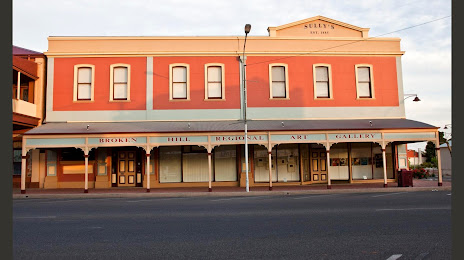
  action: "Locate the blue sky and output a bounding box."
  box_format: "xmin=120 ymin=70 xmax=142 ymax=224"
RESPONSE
xmin=12 ymin=0 xmax=452 ymax=151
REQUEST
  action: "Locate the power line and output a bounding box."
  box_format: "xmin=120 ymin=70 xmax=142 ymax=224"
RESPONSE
xmin=246 ymin=15 xmax=451 ymax=67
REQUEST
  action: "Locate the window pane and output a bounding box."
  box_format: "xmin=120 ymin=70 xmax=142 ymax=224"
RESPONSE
xmin=316 ymin=66 xmax=328 ymax=81
xmin=78 ymin=84 xmax=91 ymax=99
xmin=173 ymin=67 xmax=187 ymax=82
xmin=272 ymin=82 xmax=286 ymax=97
xmin=208 ymin=66 xmax=222 ymax=81
xmin=358 ymin=67 xmax=370 ymax=81
xmin=78 ymin=67 xmax=92 ymax=83
xmin=358 ymin=82 xmax=371 ymax=97
xmin=173 ymin=83 xmax=187 ymax=98
xmin=114 ymin=67 xmax=128 ymax=83
xmin=316 ymin=82 xmax=329 ymax=98
xmin=271 ymin=66 xmax=285 ymax=81
xmin=114 ymin=83 xmax=127 ymax=99
xmin=208 ymin=82 xmax=222 ymax=98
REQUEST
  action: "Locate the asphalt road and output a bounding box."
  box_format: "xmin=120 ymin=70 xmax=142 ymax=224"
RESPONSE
xmin=13 ymin=191 xmax=451 ymax=260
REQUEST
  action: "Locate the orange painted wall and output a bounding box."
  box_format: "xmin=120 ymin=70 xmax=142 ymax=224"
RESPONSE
xmin=153 ymin=56 xmax=240 ymax=109
xmin=53 ymin=57 xmax=146 ymax=111
xmin=246 ymin=56 xmax=399 ymax=107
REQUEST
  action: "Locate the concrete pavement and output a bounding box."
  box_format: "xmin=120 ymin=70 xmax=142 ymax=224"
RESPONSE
xmin=12 ymin=178 xmax=451 ymax=200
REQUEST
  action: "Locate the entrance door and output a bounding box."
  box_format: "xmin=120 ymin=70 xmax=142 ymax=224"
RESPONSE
xmin=118 ymin=151 xmax=136 ymax=187
xmin=310 ymin=149 xmax=328 ymax=182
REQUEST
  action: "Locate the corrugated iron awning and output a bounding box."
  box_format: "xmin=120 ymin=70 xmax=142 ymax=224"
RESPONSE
xmin=24 ymin=119 xmax=437 ymax=135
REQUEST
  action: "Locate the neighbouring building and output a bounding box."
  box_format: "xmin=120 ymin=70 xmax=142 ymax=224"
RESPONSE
xmin=12 ymin=46 xmax=46 ymax=188
xmin=19 ymin=16 xmax=444 ymax=193
xmin=439 ymin=140 xmax=451 ymax=176
xmin=407 ymin=149 xmax=422 ymax=167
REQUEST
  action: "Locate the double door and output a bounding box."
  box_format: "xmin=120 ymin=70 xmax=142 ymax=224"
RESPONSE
xmin=310 ymin=149 xmax=328 ymax=182
xmin=117 ymin=151 xmax=136 ymax=187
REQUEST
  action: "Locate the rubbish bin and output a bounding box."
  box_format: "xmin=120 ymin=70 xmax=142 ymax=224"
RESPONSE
xmin=398 ymin=169 xmax=413 ymax=187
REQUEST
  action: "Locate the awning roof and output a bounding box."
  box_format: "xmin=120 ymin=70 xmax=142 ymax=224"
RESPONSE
xmin=13 ymin=56 xmax=38 ymax=80
xmin=24 ymin=119 xmax=437 ymax=135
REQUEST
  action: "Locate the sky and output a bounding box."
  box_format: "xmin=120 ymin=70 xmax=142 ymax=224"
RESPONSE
xmin=12 ymin=0 xmax=452 ymax=151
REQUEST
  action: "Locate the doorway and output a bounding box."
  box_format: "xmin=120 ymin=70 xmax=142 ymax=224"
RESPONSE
xmin=117 ymin=151 xmax=136 ymax=187
xmin=310 ymin=149 xmax=328 ymax=182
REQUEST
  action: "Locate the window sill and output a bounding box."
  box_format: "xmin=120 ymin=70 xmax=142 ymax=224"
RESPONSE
xmin=109 ymin=100 xmax=131 ymax=102
xmin=269 ymin=97 xmax=290 ymax=100
xmin=73 ymin=100 xmax=95 ymax=103
xmin=314 ymin=97 xmax=334 ymax=100
xmin=204 ymin=98 xmax=226 ymax=101
xmin=169 ymin=99 xmax=191 ymax=102
xmin=356 ymin=97 xmax=376 ymax=100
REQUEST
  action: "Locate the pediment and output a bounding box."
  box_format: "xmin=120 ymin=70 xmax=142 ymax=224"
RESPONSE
xmin=268 ymin=16 xmax=369 ymax=38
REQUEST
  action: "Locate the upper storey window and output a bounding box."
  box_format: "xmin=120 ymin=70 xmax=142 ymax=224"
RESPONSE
xmin=269 ymin=64 xmax=289 ymax=99
xmin=205 ymin=64 xmax=225 ymax=100
xmin=169 ymin=64 xmax=190 ymax=100
xmin=355 ymin=65 xmax=375 ymax=99
xmin=110 ymin=64 xmax=131 ymax=101
xmin=74 ymin=65 xmax=95 ymax=101
xmin=313 ymin=64 xmax=332 ymax=99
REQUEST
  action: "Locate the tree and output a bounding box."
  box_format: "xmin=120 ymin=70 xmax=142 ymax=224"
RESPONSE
xmin=424 ymin=141 xmax=436 ymax=163
xmin=439 ymin=131 xmax=446 ymax=144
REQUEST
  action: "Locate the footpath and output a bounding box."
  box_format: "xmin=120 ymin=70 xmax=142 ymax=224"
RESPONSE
xmin=12 ymin=178 xmax=451 ymax=200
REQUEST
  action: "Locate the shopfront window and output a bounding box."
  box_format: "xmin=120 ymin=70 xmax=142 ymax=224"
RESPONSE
xmin=329 ymin=143 xmax=349 ymax=180
xmin=214 ymin=145 xmax=237 ymax=181
xmin=159 ymin=146 xmax=182 ymax=183
xmin=254 ymin=144 xmax=299 ymax=183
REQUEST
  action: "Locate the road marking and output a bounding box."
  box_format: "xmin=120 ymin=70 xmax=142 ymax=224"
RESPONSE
xmin=371 ymin=192 xmax=408 ymax=198
xmin=386 ymin=254 xmax=402 ymax=260
xmin=414 ymin=252 xmax=429 ymax=260
xmin=293 ymin=194 xmax=339 ymax=200
xmin=38 ymin=198 xmax=119 ymax=204
xmin=447 ymin=193 xmax=451 ymax=196
xmin=376 ymin=207 xmax=451 ymax=211
xmin=15 ymin=216 xmax=57 ymax=219
xmin=126 ymin=198 xmax=185 ymax=203
xmin=209 ymin=196 xmax=265 ymax=202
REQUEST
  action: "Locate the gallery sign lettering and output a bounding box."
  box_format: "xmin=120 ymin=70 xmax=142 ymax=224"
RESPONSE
xmin=99 ymin=138 xmax=137 ymax=143
xmin=271 ymin=134 xmax=325 ymax=142
xmin=329 ymin=133 xmax=381 ymax=140
xmin=212 ymin=135 xmax=267 ymax=143
xmin=88 ymin=137 xmax=146 ymax=145
xmin=150 ymin=136 xmax=208 ymax=144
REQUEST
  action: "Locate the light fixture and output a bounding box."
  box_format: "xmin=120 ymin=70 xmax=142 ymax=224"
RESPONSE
xmin=245 ymin=24 xmax=251 ymax=35
xmin=404 ymin=94 xmax=420 ymax=102
xmin=444 ymin=124 xmax=451 ymax=130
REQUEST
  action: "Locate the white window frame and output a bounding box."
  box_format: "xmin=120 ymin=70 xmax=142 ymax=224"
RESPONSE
xmin=313 ymin=64 xmax=333 ymax=100
xmin=109 ymin=64 xmax=131 ymax=102
xmin=169 ymin=63 xmax=190 ymax=101
xmin=269 ymin=63 xmax=289 ymax=99
xmin=73 ymin=64 xmax=95 ymax=102
xmin=355 ymin=64 xmax=375 ymax=99
xmin=204 ymin=63 xmax=225 ymax=100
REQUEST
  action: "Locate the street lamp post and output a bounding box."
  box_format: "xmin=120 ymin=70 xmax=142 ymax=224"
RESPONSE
xmin=243 ymin=24 xmax=251 ymax=192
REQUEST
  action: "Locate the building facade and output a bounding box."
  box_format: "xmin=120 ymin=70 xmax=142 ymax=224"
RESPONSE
xmin=20 ymin=16 xmax=443 ymax=193
xmin=13 ymin=46 xmax=46 ymax=188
